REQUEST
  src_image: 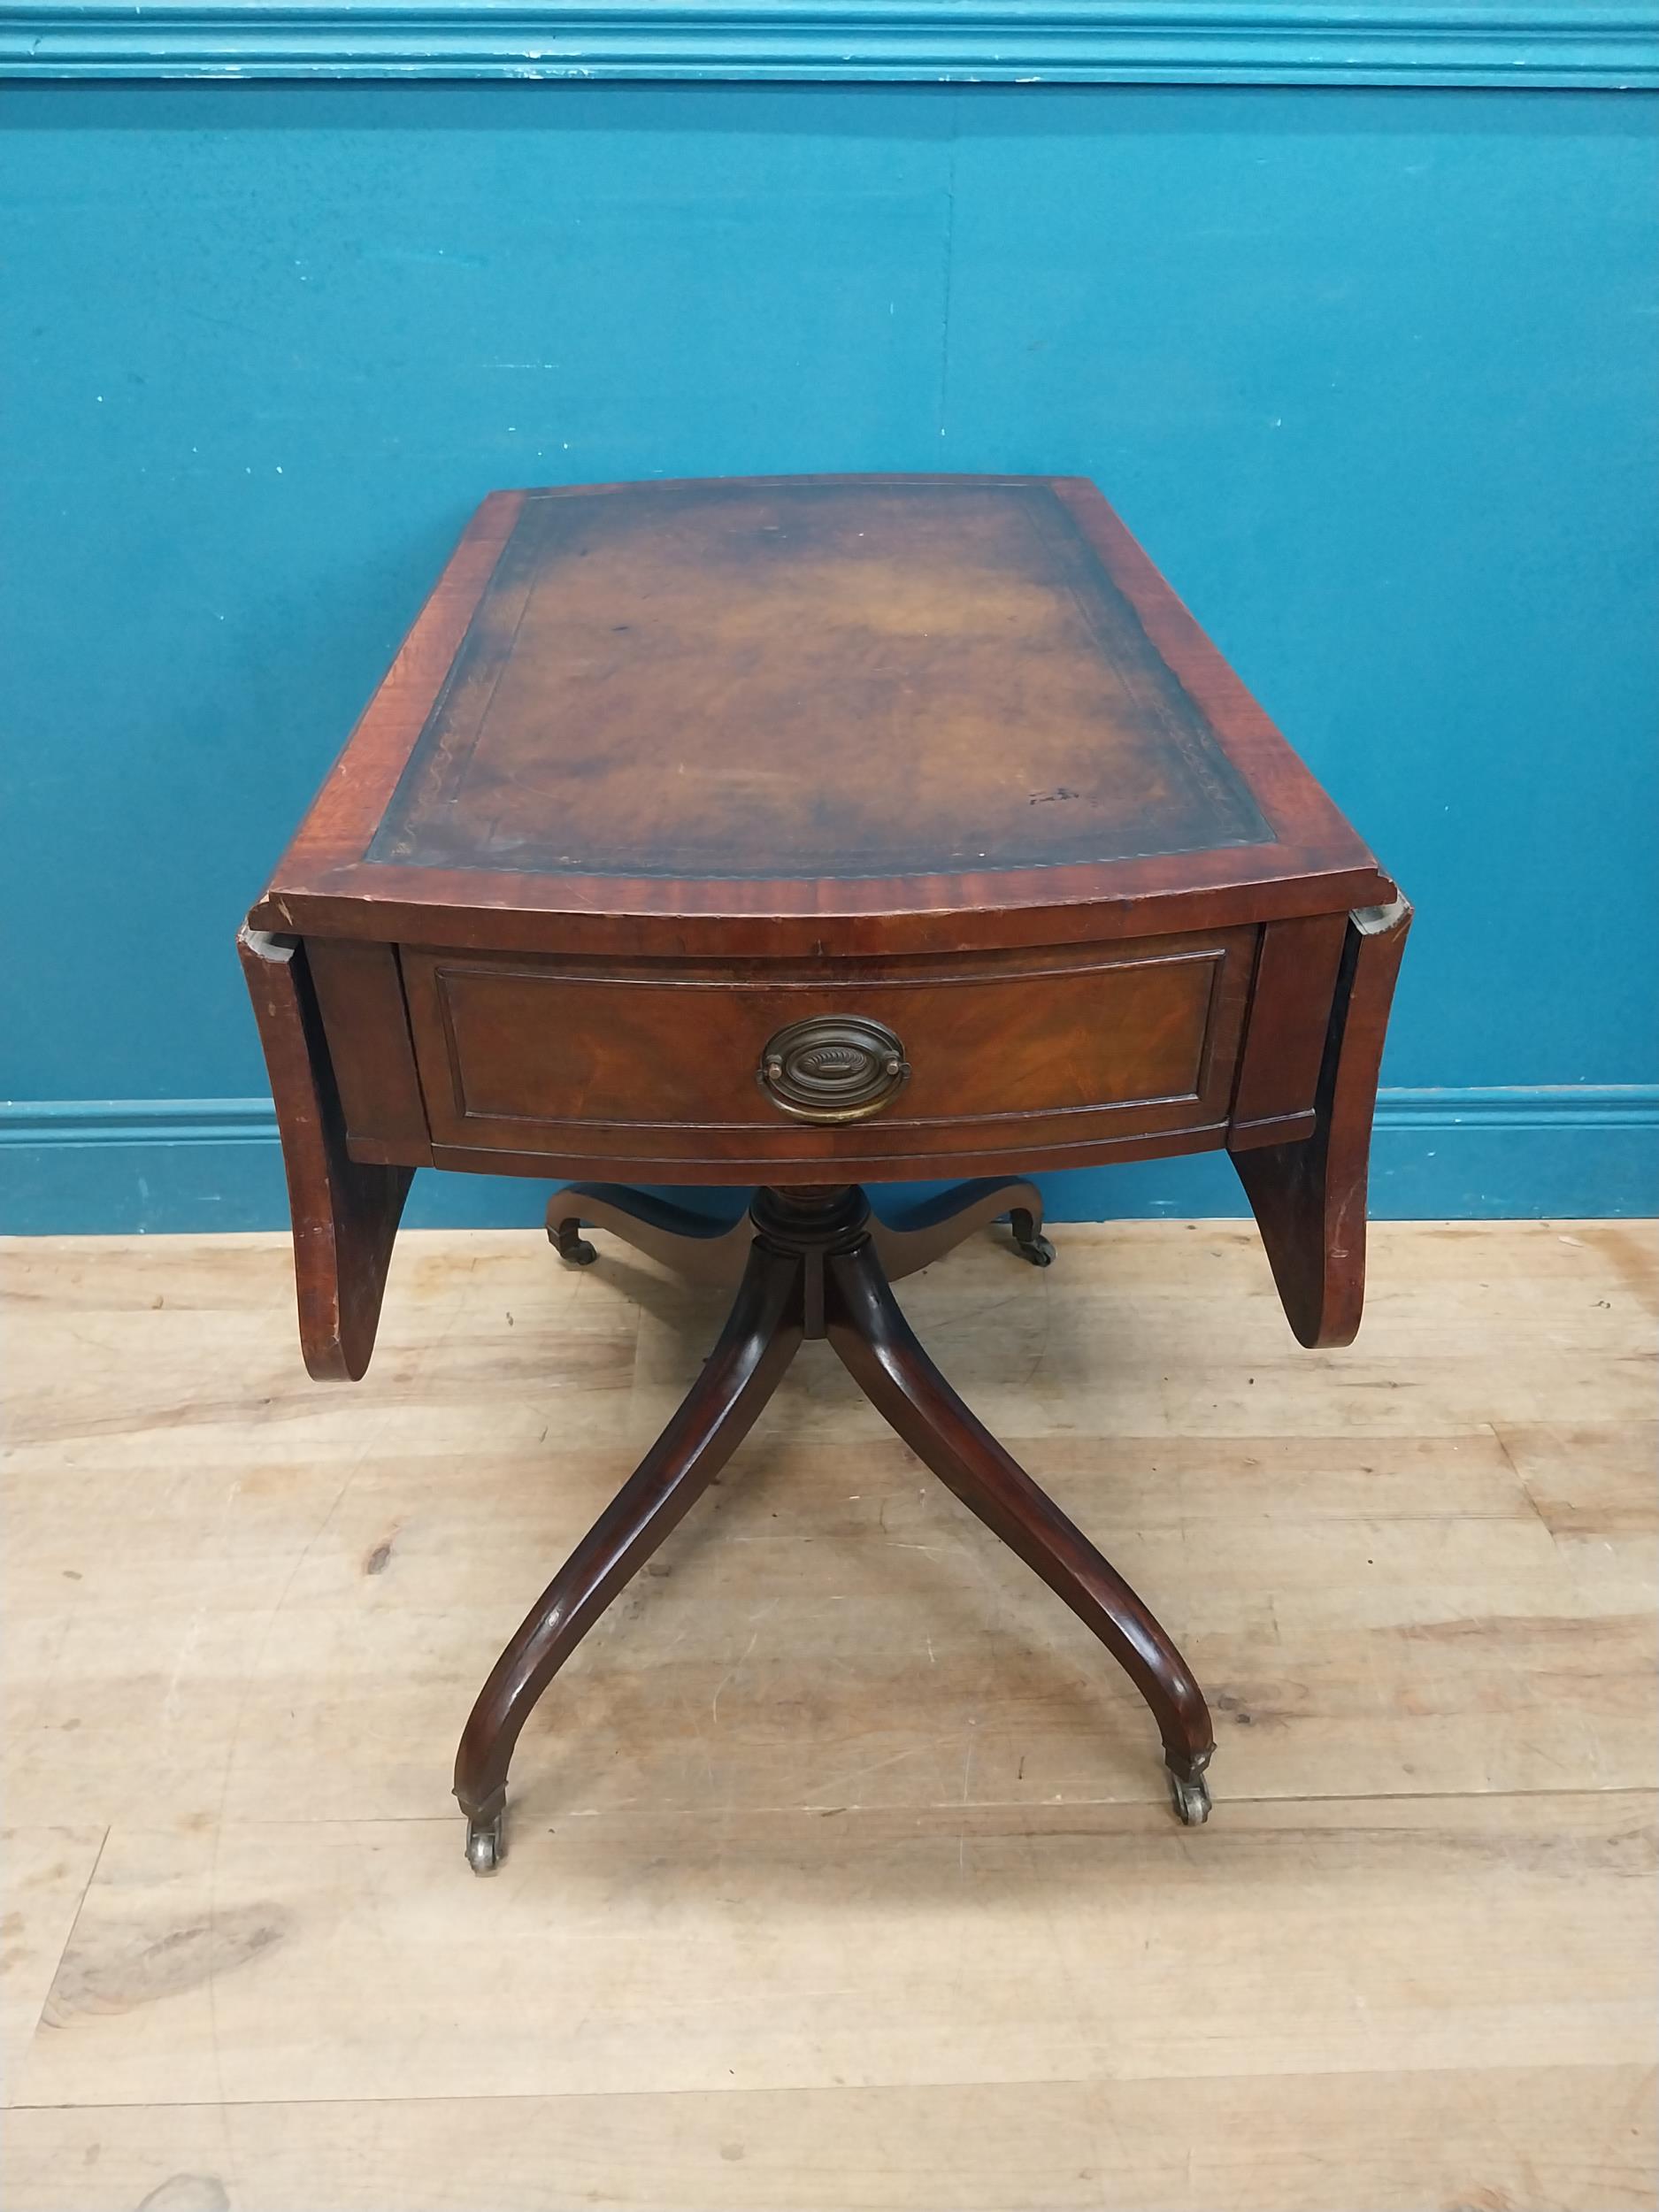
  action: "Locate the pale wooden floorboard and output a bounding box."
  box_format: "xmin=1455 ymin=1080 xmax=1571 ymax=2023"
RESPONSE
xmin=0 ymin=1825 xmax=106 ymax=2091
xmin=4 ymin=2065 xmax=1654 ymax=2212
xmin=14 ymin=1793 xmax=1655 ymax=2108
xmin=1 ymin=1219 xmax=1654 ymax=2210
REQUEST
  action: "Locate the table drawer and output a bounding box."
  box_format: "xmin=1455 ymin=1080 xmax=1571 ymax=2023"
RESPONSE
xmin=400 ymin=930 xmax=1255 ymax=1179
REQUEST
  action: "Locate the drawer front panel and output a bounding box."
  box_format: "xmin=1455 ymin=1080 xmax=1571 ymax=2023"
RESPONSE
xmin=401 ymin=931 xmax=1254 ymax=1173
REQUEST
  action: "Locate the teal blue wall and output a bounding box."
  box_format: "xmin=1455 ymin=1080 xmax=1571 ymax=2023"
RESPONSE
xmin=4 ymin=81 xmax=1656 ymax=1228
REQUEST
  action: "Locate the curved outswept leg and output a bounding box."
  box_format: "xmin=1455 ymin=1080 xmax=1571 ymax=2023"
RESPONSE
xmin=454 ymin=1236 xmax=804 ymax=1870
xmin=546 ymin=1183 xmax=753 ymax=1285
xmin=1233 ymin=899 xmax=1411 ymax=1348
xmin=869 ymin=1178 xmax=1053 ymax=1281
xmin=823 ymin=1238 xmax=1214 ymax=1820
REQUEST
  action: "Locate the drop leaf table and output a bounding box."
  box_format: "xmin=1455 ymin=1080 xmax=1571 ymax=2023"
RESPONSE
xmin=241 ymin=474 xmax=1409 ymax=1873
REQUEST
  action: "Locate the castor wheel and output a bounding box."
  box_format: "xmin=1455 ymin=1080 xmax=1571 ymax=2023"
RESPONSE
xmin=550 ymin=1219 xmax=598 ymax=1267
xmin=1009 ymin=1210 xmax=1055 ymax=1268
xmin=465 ymin=1804 xmax=505 ymax=1874
xmin=1166 ymin=1766 xmax=1212 ymax=1827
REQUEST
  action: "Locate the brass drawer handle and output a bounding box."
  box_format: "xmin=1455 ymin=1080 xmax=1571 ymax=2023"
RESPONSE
xmin=758 ymin=1016 xmax=910 ymax=1124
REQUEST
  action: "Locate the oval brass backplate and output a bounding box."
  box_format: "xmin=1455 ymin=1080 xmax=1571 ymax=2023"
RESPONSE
xmin=757 ymin=1016 xmax=910 ymax=1125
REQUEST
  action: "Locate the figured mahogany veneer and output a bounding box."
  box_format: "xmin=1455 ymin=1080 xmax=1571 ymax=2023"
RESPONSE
xmin=241 ymin=473 xmax=1409 ymax=1866
xmin=398 ymin=927 xmax=1256 ymax=1182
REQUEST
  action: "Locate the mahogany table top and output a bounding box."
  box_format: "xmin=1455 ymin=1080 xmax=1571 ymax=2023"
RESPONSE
xmin=250 ymin=474 xmax=1393 ymax=959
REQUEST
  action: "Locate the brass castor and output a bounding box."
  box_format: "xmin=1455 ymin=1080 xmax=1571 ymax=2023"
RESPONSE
xmin=465 ymin=1806 xmax=505 ymax=1874
xmin=1009 ymin=1210 xmax=1056 ymax=1268
xmin=1166 ymin=1764 xmax=1212 ymax=1827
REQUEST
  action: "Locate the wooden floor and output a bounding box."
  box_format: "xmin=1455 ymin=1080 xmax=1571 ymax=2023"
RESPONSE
xmin=2 ymin=1218 xmax=1654 ymax=2211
